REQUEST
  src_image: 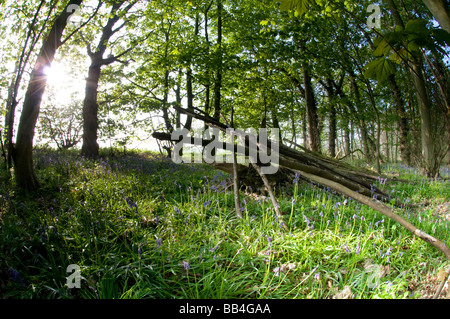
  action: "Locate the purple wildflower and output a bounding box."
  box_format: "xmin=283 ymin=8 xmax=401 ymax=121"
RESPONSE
xmin=138 ymin=244 xmax=142 ymax=259
xmin=204 ymin=200 xmax=212 ymax=207
xmin=9 ymin=268 xmax=25 ymax=287
xmin=156 ymin=237 xmax=162 ymax=248
xmin=267 ymin=235 xmax=272 ymax=247
xmin=344 ymin=244 xmax=351 ymax=254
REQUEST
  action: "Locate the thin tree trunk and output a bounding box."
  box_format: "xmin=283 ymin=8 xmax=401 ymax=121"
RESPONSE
xmin=365 ymin=80 xmax=382 ymax=174
xmin=203 ymin=3 xmax=212 ymax=124
xmin=13 ymin=0 xmax=83 ymax=190
xmin=175 ymin=71 xmax=182 ymax=128
xmin=212 ymin=0 xmax=223 ymax=120
xmin=324 ymin=79 xmax=336 ymax=157
xmin=184 ymin=14 xmax=199 ymax=131
xmin=251 ymin=162 xmax=289 ymax=231
xmin=303 ymin=66 xmax=321 ymax=153
xmin=4 ymin=0 xmax=49 ymax=171
xmin=302 ymin=115 xmax=308 ymax=149
xmin=337 ymin=74 xmax=372 ymax=161
xmin=388 ymin=74 xmax=411 ymax=165
xmin=230 ymin=108 xmax=242 ymax=219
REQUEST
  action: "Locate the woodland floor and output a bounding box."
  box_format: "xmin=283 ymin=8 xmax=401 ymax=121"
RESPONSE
xmin=0 ymin=148 xmax=449 ymax=299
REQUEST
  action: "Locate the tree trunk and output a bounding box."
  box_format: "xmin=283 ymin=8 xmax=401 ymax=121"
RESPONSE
xmin=339 ymin=73 xmax=373 ymax=161
xmin=175 ymin=71 xmax=182 ymax=128
xmin=386 ymin=0 xmax=438 ymax=177
xmin=422 ymin=0 xmax=450 ymax=33
xmin=411 ymin=61 xmax=438 ymax=177
xmin=343 ymin=118 xmax=351 ymax=157
xmin=4 ymin=0 xmax=48 ymax=171
xmin=365 ymin=80 xmax=382 ymax=174
xmin=5 ymin=69 xmax=19 ymax=170
xmin=324 ymin=79 xmax=336 ymax=157
xmin=303 ymin=66 xmax=321 ymax=153
xmin=81 ymin=62 xmax=101 ymax=157
xmin=81 ymin=1 xmax=130 ymax=158
xmin=203 ymin=4 xmax=212 ymax=124
xmin=388 ymin=74 xmax=411 ymax=165
xmin=212 ymin=0 xmax=223 ymax=120
xmin=302 ymin=115 xmax=308 ymax=149
xmin=13 ymin=0 xmax=83 ymax=190
xmin=184 ymin=13 xmax=199 ymax=131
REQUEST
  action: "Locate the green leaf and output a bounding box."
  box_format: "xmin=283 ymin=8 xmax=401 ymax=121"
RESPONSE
xmin=431 ymin=29 xmax=450 ymax=47
xmin=406 ymin=41 xmax=420 ymax=54
xmin=279 ymin=0 xmax=315 ymax=16
xmin=404 ymin=19 xmax=428 ymax=33
xmin=373 ymin=39 xmax=391 ymax=57
xmin=279 ymin=0 xmax=294 ymax=11
xmin=388 ymin=48 xmax=410 ymax=64
xmin=364 ymin=58 xmax=396 ymax=83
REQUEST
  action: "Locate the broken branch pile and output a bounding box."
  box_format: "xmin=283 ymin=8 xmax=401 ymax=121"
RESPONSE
xmin=152 ymin=106 xmax=450 ymax=271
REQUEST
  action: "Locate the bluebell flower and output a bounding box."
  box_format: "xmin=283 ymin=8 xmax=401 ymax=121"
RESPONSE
xmin=9 ymin=268 xmax=25 ymax=287
xmin=125 ymin=197 xmax=137 ymax=209
xmin=203 ymin=200 xmax=212 ymax=207
xmin=267 ymin=235 xmax=272 ymax=247
xmin=138 ymin=244 xmax=142 ymax=259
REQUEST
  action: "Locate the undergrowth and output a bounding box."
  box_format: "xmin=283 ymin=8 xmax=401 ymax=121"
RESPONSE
xmin=0 ymin=147 xmax=449 ymax=299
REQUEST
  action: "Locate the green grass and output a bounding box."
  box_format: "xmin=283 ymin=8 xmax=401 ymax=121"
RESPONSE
xmin=0 ymin=147 xmax=449 ymax=299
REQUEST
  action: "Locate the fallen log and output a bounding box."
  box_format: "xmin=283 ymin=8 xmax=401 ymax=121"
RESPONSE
xmin=152 ymin=106 xmax=450 ymax=264
xmin=152 ymin=106 xmax=450 ymax=299
xmin=152 ymin=116 xmax=406 ymax=208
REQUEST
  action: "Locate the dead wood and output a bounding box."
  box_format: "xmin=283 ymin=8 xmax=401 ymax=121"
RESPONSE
xmin=152 ymin=106 xmax=450 ymax=264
